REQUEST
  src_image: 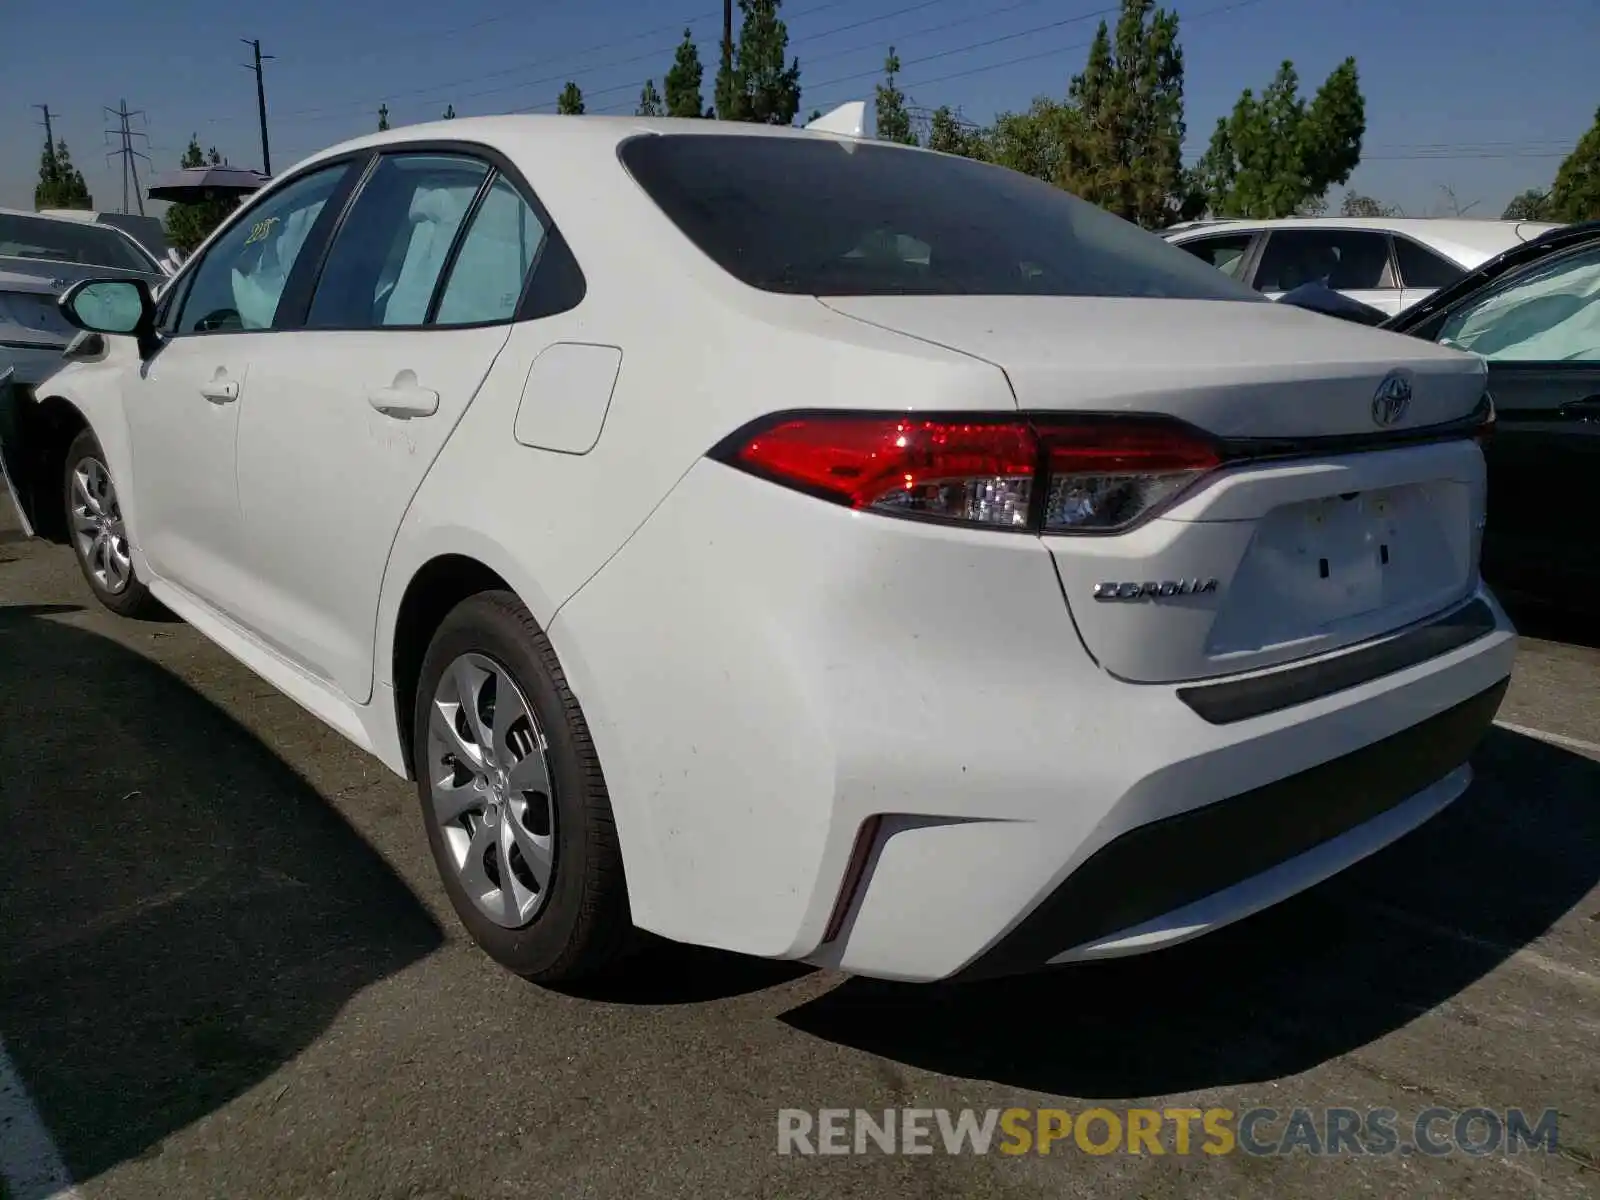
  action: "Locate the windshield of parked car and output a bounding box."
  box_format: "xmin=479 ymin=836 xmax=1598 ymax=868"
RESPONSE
xmin=619 ymin=134 xmax=1264 ymax=301
xmin=0 ymin=212 xmax=158 ymax=274
xmin=1437 ymin=243 xmax=1600 ymax=362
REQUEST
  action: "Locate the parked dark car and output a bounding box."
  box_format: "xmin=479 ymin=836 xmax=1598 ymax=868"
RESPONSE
xmin=1281 ymin=220 xmax=1600 ymax=613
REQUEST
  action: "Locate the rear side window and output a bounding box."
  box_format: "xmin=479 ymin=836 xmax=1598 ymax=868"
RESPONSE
xmin=1253 ymin=230 xmax=1395 ymax=293
xmin=306 ymin=154 xmax=489 ymax=329
xmin=1394 ymin=238 xmax=1466 ymax=290
xmin=1174 ymin=233 xmax=1254 ymax=279
xmin=434 ymin=176 xmax=547 ymax=325
xmin=618 ymin=134 xmax=1261 ymax=301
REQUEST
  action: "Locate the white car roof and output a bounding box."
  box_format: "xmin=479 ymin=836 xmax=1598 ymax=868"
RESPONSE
xmin=1164 ymin=215 xmax=1563 ymax=268
xmin=189 ymin=112 xmax=884 ymax=308
xmin=302 ymin=112 xmax=843 ymax=165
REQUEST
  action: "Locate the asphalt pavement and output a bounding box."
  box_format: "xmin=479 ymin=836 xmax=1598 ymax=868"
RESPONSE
xmin=2 ymin=495 xmax=1597 ymax=1199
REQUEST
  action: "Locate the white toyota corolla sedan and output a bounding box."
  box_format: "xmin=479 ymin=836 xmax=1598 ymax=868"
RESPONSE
xmin=26 ymin=110 xmax=1515 ymax=986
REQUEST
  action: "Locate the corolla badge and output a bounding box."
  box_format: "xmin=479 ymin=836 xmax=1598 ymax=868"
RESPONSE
xmin=1371 ymin=370 xmax=1412 ymax=427
xmin=1093 ymin=579 xmax=1219 ymax=601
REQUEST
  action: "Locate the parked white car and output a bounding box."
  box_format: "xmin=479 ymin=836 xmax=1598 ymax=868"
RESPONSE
xmin=18 ymin=113 xmax=1515 ymax=987
xmin=1165 ymin=217 xmax=1560 ymax=316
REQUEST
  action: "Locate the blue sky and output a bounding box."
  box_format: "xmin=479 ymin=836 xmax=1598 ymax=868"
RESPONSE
xmin=4 ymin=0 xmax=1596 ymax=218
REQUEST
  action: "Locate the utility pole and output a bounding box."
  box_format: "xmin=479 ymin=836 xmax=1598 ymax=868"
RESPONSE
xmin=721 ymin=0 xmax=733 ymax=93
xmin=242 ymin=38 xmax=274 ymax=176
xmin=104 ymin=100 xmax=151 ymax=215
xmin=33 ymin=103 xmax=55 ymax=151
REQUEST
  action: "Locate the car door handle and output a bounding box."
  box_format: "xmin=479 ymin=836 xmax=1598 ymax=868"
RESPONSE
xmin=200 ymin=380 xmax=238 ymax=403
xmin=367 ymin=380 xmax=440 ymax=419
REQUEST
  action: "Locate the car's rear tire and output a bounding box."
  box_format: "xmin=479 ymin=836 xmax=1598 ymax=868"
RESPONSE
xmin=63 ymin=429 xmax=159 ymax=619
xmin=412 ymin=590 xmax=634 ymax=983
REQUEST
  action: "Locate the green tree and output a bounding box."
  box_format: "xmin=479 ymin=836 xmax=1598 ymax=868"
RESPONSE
xmin=557 ymin=83 xmax=585 ymax=115
xmin=875 ymin=47 xmax=917 ymax=145
xmin=1197 ymin=58 xmax=1365 ymax=218
xmin=442 ymin=104 xmax=457 ymax=120
xmin=1548 ymin=106 xmax=1600 ymax=222
xmin=34 ymin=137 xmax=92 ymax=210
xmin=926 ymin=105 xmax=983 ymax=158
xmin=163 ymin=135 xmax=238 ymax=255
xmin=1059 ymin=0 xmax=1188 ymax=228
xmin=664 ymin=29 xmax=707 ymax=118
xmin=720 ymin=0 xmax=802 ymax=124
xmin=1340 ymin=191 xmax=1400 ymax=217
xmin=637 ymin=79 xmax=664 ymax=117
xmin=986 ymin=100 xmax=1080 ymax=180
xmin=1501 ymin=188 xmax=1552 ymax=220
xmin=378 ymin=103 xmax=390 ymax=131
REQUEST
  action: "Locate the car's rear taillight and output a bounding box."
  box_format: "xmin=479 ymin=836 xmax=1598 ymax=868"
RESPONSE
xmin=1037 ymin=422 xmax=1220 ymax=533
xmin=709 ymin=413 xmax=1222 ymax=534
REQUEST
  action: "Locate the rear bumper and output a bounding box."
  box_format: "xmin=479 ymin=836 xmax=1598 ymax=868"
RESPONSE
xmin=551 ymin=459 xmax=1517 ymax=983
xmin=951 ymin=677 xmax=1505 ymax=982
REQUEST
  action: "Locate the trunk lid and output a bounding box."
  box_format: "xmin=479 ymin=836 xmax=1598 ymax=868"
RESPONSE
xmin=820 ymin=295 xmax=1487 ymax=436
xmin=822 ymin=294 xmax=1490 ymax=684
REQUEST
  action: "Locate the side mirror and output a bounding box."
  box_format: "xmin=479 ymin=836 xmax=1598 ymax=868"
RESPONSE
xmin=58 ymin=278 xmax=158 ymax=358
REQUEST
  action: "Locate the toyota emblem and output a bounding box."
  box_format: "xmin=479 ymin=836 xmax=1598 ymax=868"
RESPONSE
xmin=1371 ymin=371 xmax=1412 ymax=427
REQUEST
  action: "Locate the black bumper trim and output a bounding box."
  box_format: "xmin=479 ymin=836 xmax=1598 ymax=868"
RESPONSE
xmin=1177 ymin=599 xmax=1498 ymax=726
xmin=952 ymin=677 xmax=1508 ymax=983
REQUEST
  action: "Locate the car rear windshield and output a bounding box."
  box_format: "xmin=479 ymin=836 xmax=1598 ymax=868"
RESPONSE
xmin=618 ymin=134 xmax=1261 ymax=301
xmin=0 ymin=213 xmax=156 ymax=273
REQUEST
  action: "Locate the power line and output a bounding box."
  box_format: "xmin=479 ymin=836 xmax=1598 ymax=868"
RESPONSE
xmin=585 ymin=0 xmax=1236 ymax=113
xmin=592 ymin=0 xmax=1068 ymax=113
xmin=588 ymin=0 xmax=1123 ymax=114
xmin=227 ymin=0 xmax=943 ymax=124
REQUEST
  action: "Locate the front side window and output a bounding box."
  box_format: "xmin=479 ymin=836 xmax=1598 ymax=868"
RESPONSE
xmin=1253 ymin=230 xmax=1394 ymax=293
xmin=306 ymin=154 xmax=489 ymax=329
xmin=0 ymin=213 xmax=158 ymax=274
xmin=1437 ymin=245 xmax=1600 ymax=363
xmin=434 ymin=176 xmax=547 ymax=325
xmin=618 ymin=134 xmax=1261 ymax=301
xmin=175 ymin=164 xmax=350 ymax=334
xmin=1175 ymin=233 xmax=1254 ymax=279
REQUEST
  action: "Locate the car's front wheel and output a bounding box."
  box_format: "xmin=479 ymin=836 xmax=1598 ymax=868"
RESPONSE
xmin=412 ymin=591 xmax=634 ymax=983
xmin=63 ymin=429 xmax=159 ymax=618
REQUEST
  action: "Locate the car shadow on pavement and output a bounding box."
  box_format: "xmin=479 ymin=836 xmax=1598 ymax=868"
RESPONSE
xmin=780 ymin=727 xmax=1600 ymax=1097
xmin=0 ymin=604 xmax=445 ymax=1184
xmin=558 ymin=937 xmax=813 ymax=1005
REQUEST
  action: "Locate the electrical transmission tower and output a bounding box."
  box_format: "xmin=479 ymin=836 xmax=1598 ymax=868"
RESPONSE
xmin=104 ymin=100 xmax=151 ymax=215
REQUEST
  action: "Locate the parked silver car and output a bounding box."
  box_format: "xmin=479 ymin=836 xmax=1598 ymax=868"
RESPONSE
xmin=0 ymin=208 xmax=170 ymax=387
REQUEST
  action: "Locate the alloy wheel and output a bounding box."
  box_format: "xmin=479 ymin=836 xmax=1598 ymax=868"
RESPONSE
xmin=425 ymin=652 xmax=557 ymax=928
xmin=70 ymin=456 xmax=133 ymax=595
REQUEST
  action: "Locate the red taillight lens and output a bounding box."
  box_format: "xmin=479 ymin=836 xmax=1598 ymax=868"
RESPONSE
xmin=712 ymin=413 xmax=1221 ymax=534
xmin=727 ymin=415 xmax=1039 ymax=527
